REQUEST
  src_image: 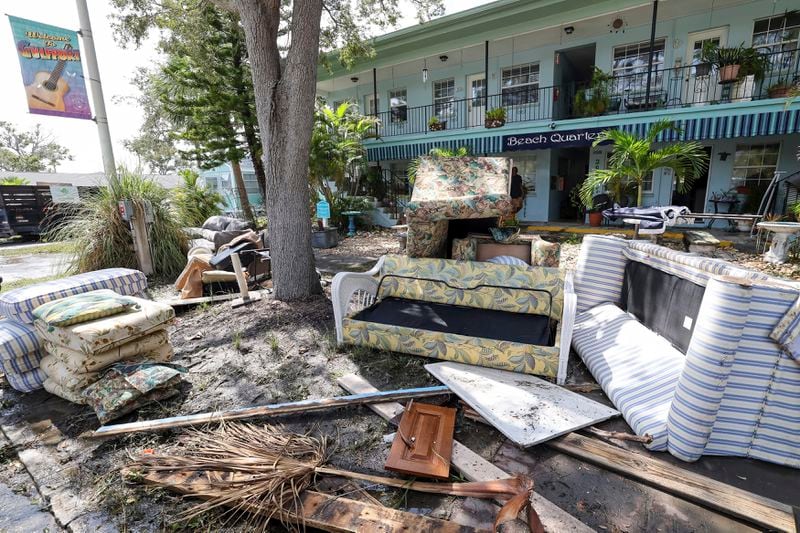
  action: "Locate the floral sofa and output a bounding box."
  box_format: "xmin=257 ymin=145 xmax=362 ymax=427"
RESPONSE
xmin=332 ymin=255 xmax=576 ymax=384
xmin=572 ymin=235 xmax=800 ymax=468
xmin=405 ymin=157 xmax=515 ymax=258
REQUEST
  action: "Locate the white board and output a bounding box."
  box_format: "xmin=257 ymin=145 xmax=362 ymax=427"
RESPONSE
xmin=425 ymin=362 xmax=619 ymax=447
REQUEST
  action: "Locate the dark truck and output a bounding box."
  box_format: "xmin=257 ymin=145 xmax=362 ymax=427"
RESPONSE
xmin=0 ymin=185 xmax=57 ymax=239
xmin=0 ymin=185 xmax=99 ymax=240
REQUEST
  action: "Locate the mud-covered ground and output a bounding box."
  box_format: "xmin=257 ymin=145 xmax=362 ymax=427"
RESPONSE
xmin=0 ymin=230 xmax=798 ymax=532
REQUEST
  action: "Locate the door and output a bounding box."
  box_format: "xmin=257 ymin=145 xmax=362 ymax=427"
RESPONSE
xmin=684 ymin=28 xmax=728 ymax=105
xmin=466 ymin=73 xmax=486 ymax=128
xmin=672 ymin=147 xmax=712 ymax=213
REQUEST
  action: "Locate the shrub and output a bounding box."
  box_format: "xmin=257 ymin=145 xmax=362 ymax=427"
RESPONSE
xmin=173 ymin=169 xmax=223 ymax=227
xmin=47 ymin=169 xmax=188 ymax=280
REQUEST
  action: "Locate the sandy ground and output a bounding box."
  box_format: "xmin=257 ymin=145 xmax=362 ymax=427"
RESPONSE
xmin=0 ymin=230 xmax=798 ymax=532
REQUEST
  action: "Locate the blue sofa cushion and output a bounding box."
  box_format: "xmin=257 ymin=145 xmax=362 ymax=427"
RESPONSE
xmin=572 ymin=303 xmax=686 ymax=450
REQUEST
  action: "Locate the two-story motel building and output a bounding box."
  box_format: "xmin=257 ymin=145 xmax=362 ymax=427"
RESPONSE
xmin=316 ymin=0 xmax=800 ymax=223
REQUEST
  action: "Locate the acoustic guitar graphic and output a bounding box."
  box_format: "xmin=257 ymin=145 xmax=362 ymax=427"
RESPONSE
xmin=25 ymin=44 xmax=72 ymax=113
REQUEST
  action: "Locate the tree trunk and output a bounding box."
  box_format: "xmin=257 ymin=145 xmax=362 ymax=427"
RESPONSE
xmin=236 ymin=0 xmax=322 ymax=300
xmin=636 ymin=177 xmax=644 ymax=207
xmin=230 ymin=159 xmax=255 ymax=224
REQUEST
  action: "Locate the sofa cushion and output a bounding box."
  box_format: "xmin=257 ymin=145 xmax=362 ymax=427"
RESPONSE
xmin=0 ymin=268 xmax=147 ymax=324
xmin=352 ymin=297 xmax=552 ymax=346
xmin=572 ymin=303 xmax=686 ymax=450
xmin=0 ymin=319 xmax=40 ymax=360
xmin=5 ymin=366 xmax=46 ymax=393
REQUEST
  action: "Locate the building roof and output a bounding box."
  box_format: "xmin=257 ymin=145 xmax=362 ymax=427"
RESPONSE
xmin=0 ymin=171 xmax=183 ymax=189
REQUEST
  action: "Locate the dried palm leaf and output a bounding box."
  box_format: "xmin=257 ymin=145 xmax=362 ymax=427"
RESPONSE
xmin=125 ymin=422 xmax=543 ymax=532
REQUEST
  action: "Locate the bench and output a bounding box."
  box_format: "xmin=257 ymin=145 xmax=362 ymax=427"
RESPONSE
xmin=332 ymin=255 xmax=575 ymax=384
xmin=572 ymin=235 xmax=800 ymax=468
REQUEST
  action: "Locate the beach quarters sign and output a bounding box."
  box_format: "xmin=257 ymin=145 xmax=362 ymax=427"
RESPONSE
xmin=502 ymin=127 xmax=610 ymax=151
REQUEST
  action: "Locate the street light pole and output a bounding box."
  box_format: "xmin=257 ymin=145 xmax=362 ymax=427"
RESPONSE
xmin=75 ymin=0 xmax=117 ymax=183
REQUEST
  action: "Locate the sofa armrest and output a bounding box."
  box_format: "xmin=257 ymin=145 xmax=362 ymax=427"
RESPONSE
xmin=770 ymin=295 xmax=800 ymax=361
xmin=331 ymin=256 xmax=385 ymax=344
xmin=558 ymin=271 xmax=576 ymax=385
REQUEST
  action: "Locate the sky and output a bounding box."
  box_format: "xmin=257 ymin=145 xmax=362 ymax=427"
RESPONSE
xmin=0 ymin=0 xmax=491 ymax=174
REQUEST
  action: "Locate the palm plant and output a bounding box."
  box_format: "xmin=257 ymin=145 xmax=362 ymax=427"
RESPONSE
xmin=579 ymin=119 xmax=708 ymax=208
xmin=309 ymin=100 xmax=378 ymax=207
xmin=173 ymin=169 xmax=223 ymax=227
xmin=0 ymin=176 xmax=30 ymax=185
xmin=46 ymin=169 xmax=188 ymax=280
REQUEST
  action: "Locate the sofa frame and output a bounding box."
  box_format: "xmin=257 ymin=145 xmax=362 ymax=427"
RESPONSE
xmin=332 ymin=255 xmax=576 ymax=384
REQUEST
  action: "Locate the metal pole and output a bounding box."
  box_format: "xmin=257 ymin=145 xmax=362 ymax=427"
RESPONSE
xmin=372 ymin=67 xmax=379 ymax=138
xmin=76 ymin=0 xmax=116 ymax=182
xmin=644 ymin=0 xmax=659 ymax=108
xmin=484 ymin=40 xmax=489 ymax=94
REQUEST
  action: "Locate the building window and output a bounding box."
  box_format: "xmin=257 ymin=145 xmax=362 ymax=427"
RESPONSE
xmin=364 ymin=94 xmax=379 ymax=115
xmin=501 ymin=63 xmax=540 ymax=106
xmin=612 ymin=38 xmax=666 ymax=94
xmin=641 ymin=172 xmax=654 ymax=193
xmin=389 ymin=88 xmax=407 ymax=123
xmin=752 ymin=13 xmax=800 ymax=70
xmin=433 ymin=79 xmax=455 ymax=119
xmin=732 ymin=143 xmax=780 ymax=188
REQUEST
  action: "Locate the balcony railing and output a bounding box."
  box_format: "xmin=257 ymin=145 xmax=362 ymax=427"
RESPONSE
xmin=369 ymin=48 xmax=800 ymax=139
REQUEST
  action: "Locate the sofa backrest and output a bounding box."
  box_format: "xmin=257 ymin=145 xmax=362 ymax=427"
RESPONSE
xmin=378 ymin=255 xmax=563 ymax=319
xmin=621 ymin=260 xmax=704 ymax=353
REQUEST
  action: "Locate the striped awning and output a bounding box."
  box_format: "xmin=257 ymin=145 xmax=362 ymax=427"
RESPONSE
xmin=367 ymin=108 xmax=800 ymax=162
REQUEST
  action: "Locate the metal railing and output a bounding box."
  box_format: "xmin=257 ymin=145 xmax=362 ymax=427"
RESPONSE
xmin=368 ymin=48 xmax=800 ymax=138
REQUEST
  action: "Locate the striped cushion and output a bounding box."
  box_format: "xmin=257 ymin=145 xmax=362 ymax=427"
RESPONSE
xmin=573 ymin=236 xmax=628 ymax=313
xmin=668 ymin=278 xmax=800 ymax=467
xmin=0 ymin=349 xmax=44 ymax=375
xmin=487 ymin=255 xmax=529 ymax=267
xmin=4 ymin=367 xmax=46 ymax=393
xmin=0 ymin=319 xmax=40 ymax=360
xmin=573 ymin=303 xmax=685 ymax=450
xmin=0 ymin=268 xmax=147 ymax=324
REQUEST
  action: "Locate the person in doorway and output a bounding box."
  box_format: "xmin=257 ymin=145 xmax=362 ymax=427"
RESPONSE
xmin=510 ymin=166 xmax=524 ymax=213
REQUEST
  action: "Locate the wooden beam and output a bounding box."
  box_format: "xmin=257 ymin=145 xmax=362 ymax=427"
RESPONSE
xmin=337 ymin=374 xmax=593 ymax=533
xmin=549 ymin=433 xmax=796 ymax=533
xmin=92 ymin=386 xmax=450 ymax=438
xmin=133 ymin=468 xmax=471 ymax=532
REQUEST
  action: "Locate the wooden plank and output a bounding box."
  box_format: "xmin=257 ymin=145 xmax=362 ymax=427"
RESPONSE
xmin=92 ymin=386 xmax=450 ymax=438
xmin=134 ymin=469 xmax=470 ymax=532
xmin=549 ymin=432 xmax=796 ymax=533
xmin=166 ymin=289 xmax=268 ymax=308
xmin=337 ymin=374 xmax=593 ymax=533
xmin=426 ymin=362 xmax=619 ymax=447
xmin=385 ymin=401 xmax=455 ymax=480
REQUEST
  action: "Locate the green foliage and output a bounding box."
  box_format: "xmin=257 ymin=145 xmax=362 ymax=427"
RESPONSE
xmin=741 ymin=182 xmax=769 ymax=214
xmin=407 ymin=146 xmax=471 ymax=187
xmin=428 ymin=116 xmax=441 ymax=126
xmin=485 ymin=108 xmax=506 ymax=121
xmin=330 ymin=195 xmax=374 ymax=230
xmin=573 ymin=67 xmax=612 ymax=117
xmin=309 ymin=100 xmax=377 ymax=207
xmin=791 ymin=202 xmax=800 ymax=221
xmin=701 ymin=42 xmax=769 ymax=80
xmin=173 ymin=169 xmax=223 ymax=226
xmin=0 ymin=176 xmax=30 ymax=185
xmin=579 ymin=119 xmax=709 ymax=208
xmin=46 ymin=169 xmax=188 ymax=280
xmin=0 ymin=122 xmax=72 ymax=172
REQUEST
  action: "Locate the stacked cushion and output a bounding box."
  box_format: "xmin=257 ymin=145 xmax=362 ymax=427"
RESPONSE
xmin=0 ymin=318 xmax=46 ymax=392
xmin=0 ymin=268 xmax=147 ymax=324
xmin=35 ymin=293 xmax=174 ymax=404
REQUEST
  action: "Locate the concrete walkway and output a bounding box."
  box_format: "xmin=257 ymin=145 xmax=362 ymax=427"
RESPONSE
xmin=0 ymin=253 xmax=71 ymax=283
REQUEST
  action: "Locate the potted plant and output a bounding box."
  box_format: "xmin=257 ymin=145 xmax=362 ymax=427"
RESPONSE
xmin=573 ymin=67 xmax=612 ymax=117
xmin=428 ymin=116 xmax=445 ymax=131
xmin=484 ymin=107 xmax=506 ymax=128
xmin=702 ymin=43 xmax=745 ymax=83
xmin=694 ymin=61 xmax=712 ymax=77
xmin=587 ymin=207 xmax=603 ymax=227
xmin=768 ymin=80 xmax=797 ymax=99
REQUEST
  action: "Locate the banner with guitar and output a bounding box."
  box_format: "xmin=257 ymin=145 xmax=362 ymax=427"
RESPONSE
xmin=7 ymin=15 xmax=92 ymax=120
